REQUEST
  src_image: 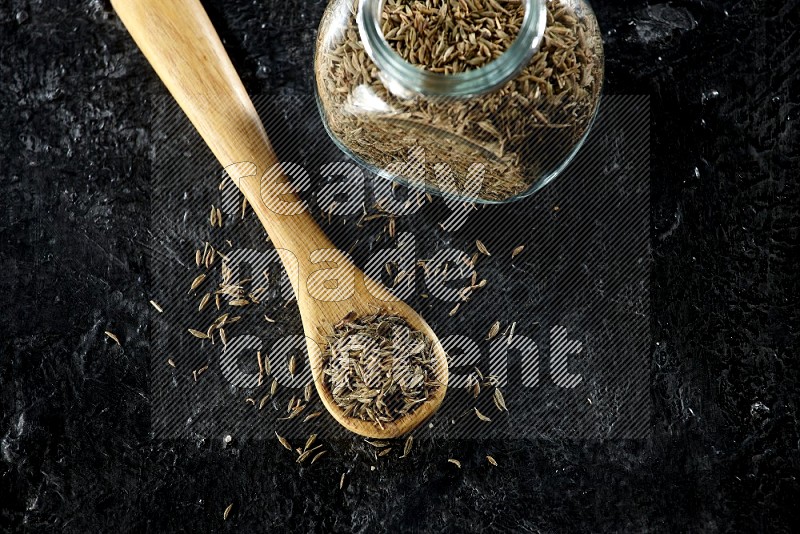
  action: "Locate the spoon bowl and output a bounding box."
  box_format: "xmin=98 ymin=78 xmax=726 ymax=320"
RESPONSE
xmin=303 ymin=294 xmax=449 ymax=438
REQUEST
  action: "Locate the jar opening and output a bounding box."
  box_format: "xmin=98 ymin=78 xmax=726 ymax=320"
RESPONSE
xmin=357 ymin=0 xmax=547 ymax=99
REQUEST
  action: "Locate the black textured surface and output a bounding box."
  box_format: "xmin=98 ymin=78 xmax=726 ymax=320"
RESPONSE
xmin=1 ymin=0 xmax=798 ymax=532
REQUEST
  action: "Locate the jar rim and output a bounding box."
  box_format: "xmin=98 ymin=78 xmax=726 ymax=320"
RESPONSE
xmin=356 ymin=0 xmax=547 ymax=98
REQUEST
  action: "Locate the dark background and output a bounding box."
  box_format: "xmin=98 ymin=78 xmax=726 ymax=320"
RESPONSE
xmin=1 ymin=0 xmax=798 ymax=532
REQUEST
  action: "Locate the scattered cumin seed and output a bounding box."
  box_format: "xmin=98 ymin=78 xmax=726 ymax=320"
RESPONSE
xmin=223 ymin=503 xmax=233 ymax=520
xmin=188 ymin=328 xmax=209 ymax=339
xmin=288 ymin=355 xmax=297 ymax=378
xmin=276 ymin=431 xmax=292 ymax=451
xmin=104 ymin=331 xmax=120 ymax=345
xmin=487 ymin=321 xmax=501 ymax=340
xmin=194 ymin=364 xmax=209 ymax=381
xmin=198 ymin=293 xmax=211 ymax=311
xmin=278 ymin=404 xmax=306 ymax=421
xmin=149 ymin=300 xmax=163 ymax=313
xmin=508 ymin=321 xmax=517 ymax=345
xmin=476 ymin=240 xmax=491 ymax=256
xmin=270 ymin=378 xmax=278 ymax=397
xmin=195 ymin=249 xmax=202 ymax=267
xmin=511 ymin=245 xmax=525 ymax=259
xmin=303 ymin=411 xmax=323 ymax=422
xmin=448 ymin=458 xmax=462 ymax=468
xmin=493 ymin=388 xmax=508 ymax=411
xmin=304 ymin=434 xmax=317 ymax=451
xmin=167 ymin=358 xmax=176 ymax=367
xmin=449 ymin=303 xmax=460 ymax=317
xmin=189 ymin=273 xmax=206 ymax=293
xmin=487 ymin=455 xmax=498 ymax=467
xmin=340 ymin=473 xmax=346 ymax=489
xmin=402 ymin=435 xmax=413 ymax=458
xmin=311 ymin=450 xmax=327 ymax=464
xmin=470 ymin=252 xmax=480 ymax=267
xmin=475 ymin=407 xmax=492 ymax=422
xmin=474 ymin=367 xmax=484 ymax=381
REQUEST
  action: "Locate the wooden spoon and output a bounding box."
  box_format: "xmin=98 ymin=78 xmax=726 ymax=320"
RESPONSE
xmin=111 ymin=0 xmax=448 ymax=438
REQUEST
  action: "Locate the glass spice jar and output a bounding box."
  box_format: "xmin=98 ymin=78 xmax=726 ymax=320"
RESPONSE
xmin=314 ymin=0 xmax=604 ymax=203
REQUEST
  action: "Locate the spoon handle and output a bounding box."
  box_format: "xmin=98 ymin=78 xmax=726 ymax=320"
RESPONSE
xmin=111 ymin=0 xmax=334 ymax=264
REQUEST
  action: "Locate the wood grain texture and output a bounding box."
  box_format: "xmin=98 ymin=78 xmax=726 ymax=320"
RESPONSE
xmin=110 ymin=0 xmax=447 ymax=438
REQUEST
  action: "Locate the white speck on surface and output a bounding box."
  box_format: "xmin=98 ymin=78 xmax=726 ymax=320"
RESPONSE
xmin=750 ymin=401 xmax=770 ymax=418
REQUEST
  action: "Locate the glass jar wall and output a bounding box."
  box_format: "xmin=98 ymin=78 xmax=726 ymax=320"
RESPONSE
xmin=314 ymin=0 xmax=604 ymax=203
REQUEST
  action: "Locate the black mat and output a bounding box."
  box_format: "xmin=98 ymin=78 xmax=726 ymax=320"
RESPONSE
xmin=0 ymin=0 xmax=797 ymax=531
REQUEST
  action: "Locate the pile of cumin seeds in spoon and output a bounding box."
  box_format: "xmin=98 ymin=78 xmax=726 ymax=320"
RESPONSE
xmin=322 ymin=311 xmax=440 ymax=426
xmin=315 ymin=0 xmax=603 ymax=202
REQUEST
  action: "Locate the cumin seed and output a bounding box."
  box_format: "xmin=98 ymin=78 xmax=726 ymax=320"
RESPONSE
xmin=188 ymin=328 xmax=209 ymax=339
xmin=303 ymin=411 xmax=323 ymax=422
xmin=402 ymin=435 xmax=413 ymax=457
xmin=189 ymin=273 xmax=206 ymax=293
xmin=276 ymin=431 xmax=292 ymax=450
xmin=475 ymin=407 xmax=492 ymax=422
xmin=104 ymin=331 xmax=120 ymax=345
xmin=487 ymin=321 xmax=500 ymax=339
xmin=493 ymin=388 xmax=508 ymax=411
